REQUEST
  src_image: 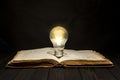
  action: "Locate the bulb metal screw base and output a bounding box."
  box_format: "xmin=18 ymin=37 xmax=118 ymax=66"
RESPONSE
xmin=54 ymin=50 xmax=63 ymax=58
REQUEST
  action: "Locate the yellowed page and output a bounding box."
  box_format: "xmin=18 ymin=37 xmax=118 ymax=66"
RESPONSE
xmin=9 ymin=47 xmax=59 ymax=63
xmin=9 ymin=47 xmax=112 ymax=65
xmin=58 ymin=49 xmax=108 ymax=63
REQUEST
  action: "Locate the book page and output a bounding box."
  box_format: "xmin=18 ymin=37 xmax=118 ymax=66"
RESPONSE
xmin=10 ymin=48 xmax=59 ymax=63
xmin=58 ymin=49 xmax=107 ymax=63
xmin=10 ymin=47 xmax=110 ymax=64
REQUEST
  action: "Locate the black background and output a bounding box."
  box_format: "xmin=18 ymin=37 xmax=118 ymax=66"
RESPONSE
xmin=0 ymin=0 xmax=119 ymax=56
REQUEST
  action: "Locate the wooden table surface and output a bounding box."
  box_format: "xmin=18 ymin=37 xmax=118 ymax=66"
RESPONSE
xmin=0 ymin=52 xmax=120 ymax=80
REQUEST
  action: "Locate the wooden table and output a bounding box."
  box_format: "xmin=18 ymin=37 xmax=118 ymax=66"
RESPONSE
xmin=0 ymin=52 xmax=120 ymax=80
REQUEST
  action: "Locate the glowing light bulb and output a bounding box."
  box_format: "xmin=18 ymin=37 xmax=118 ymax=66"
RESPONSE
xmin=50 ymin=26 xmax=68 ymax=58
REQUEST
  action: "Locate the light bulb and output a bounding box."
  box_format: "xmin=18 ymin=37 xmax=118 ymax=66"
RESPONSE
xmin=50 ymin=26 xmax=68 ymax=58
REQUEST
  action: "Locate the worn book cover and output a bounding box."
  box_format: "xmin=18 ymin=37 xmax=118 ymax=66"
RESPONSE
xmin=6 ymin=47 xmax=113 ymax=68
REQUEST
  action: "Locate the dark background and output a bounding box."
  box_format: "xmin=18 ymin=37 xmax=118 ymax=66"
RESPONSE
xmin=0 ymin=0 xmax=119 ymax=56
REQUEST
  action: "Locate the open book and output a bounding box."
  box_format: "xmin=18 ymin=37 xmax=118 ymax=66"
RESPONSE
xmin=6 ymin=47 xmax=113 ymax=68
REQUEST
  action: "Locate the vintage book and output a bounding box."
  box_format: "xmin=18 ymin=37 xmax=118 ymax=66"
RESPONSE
xmin=6 ymin=47 xmax=113 ymax=68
